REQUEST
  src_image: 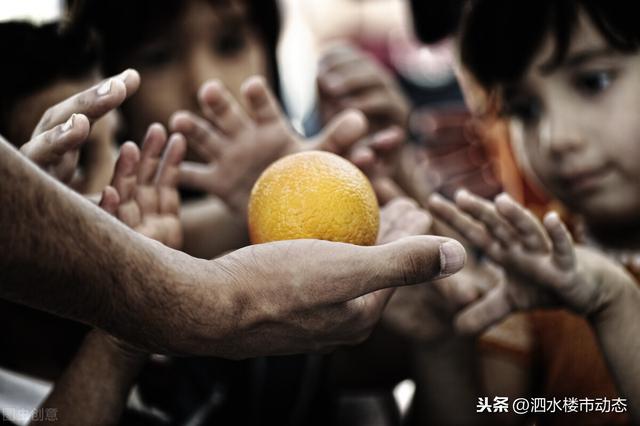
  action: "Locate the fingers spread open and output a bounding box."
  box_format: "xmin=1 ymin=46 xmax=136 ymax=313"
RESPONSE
xmin=313 ymin=109 xmax=368 ymax=154
xmin=198 ymin=79 xmax=251 ymax=136
xmin=242 ymin=75 xmax=285 ymax=124
xmin=454 ymin=189 xmax=517 ymax=247
xmin=543 ymin=211 xmax=575 ymax=270
xmin=21 ymin=113 xmax=90 ymax=167
xmin=32 ymin=70 xmax=137 ymax=136
xmin=170 ymin=111 xmax=224 ymax=161
xmin=429 ymin=193 xmax=500 ymax=258
xmin=495 ymin=193 xmax=551 ymax=252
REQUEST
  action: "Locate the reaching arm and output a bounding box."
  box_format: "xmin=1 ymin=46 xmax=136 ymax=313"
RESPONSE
xmin=1 ymin=135 xmax=466 ymax=357
xmin=429 ymin=189 xmax=640 ymax=421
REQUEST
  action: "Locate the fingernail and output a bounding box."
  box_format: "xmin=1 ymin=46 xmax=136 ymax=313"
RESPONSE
xmin=439 ymin=241 xmax=466 ymax=276
xmin=495 ymin=192 xmax=511 ymax=204
xmin=118 ymin=69 xmax=130 ymax=83
xmin=62 ymin=114 xmax=75 ymax=132
xmin=454 ymin=188 xmax=468 ymax=200
xmin=97 ymin=79 xmax=113 ymax=96
xmin=429 ymin=192 xmax=444 ymax=204
xmin=545 ymin=211 xmax=560 ymax=222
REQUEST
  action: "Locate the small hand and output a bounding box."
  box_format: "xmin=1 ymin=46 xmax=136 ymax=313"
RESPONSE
xmin=428 ymin=190 xmax=632 ymax=333
xmin=100 ymin=124 xmax=186 ymax=250
xmin=21 ymin=69 xmax=140 ymax=186
xmin=171 ymin=76 xmax=398 ymax=215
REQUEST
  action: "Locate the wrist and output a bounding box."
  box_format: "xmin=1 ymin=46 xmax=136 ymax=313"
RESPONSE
xmin=586 ymin=263 xmax=639 ymax=326
xmin=88 ymin=329 xmax=147 ymax=365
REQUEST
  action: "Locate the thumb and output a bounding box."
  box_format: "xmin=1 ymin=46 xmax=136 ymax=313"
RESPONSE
xmin=314 ymin=235 xmax=466 ymax=303
xmin=311 ymin=109 xmax=368 ymax=155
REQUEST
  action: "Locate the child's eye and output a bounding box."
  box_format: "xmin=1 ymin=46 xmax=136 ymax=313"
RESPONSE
xmin=213 ymin=30 xmax=247 ymax=57
xmin=573 ymin=70 xmax=616 ymax=95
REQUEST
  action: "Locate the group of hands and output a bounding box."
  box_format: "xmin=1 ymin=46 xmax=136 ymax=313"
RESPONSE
xmin=18 ymin=44 xmax=636 ymax=360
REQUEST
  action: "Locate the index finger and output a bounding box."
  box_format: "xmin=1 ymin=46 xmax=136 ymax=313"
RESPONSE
xmin=32 ymin=69 xmax=140 ymax=137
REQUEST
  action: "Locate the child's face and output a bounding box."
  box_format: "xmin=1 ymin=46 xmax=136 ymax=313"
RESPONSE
xmin=121 ymin=0 xmax=268 ymax=143
xmin=506 ymin=14 xmax=640 ymax=226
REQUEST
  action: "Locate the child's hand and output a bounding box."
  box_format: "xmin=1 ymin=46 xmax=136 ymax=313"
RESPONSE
xmin=317 ymin=43 xmax=411 ymax=203
xmin=318 ymin=42 xmax=410 ymax=133
xmin=99 ymin=124 xmax=186 ymax=250
xmin=20 ymin=113 xmax=91 ymax=184
xmin=377 ymin=197 xmax=432 ymax=244
xmin=170 ymin=76 xmax=403 ymax=215
xmin=21 ymin=70 xmax=140 ymax=187
xmin=428 ymin=190 xmax=634 ymax=334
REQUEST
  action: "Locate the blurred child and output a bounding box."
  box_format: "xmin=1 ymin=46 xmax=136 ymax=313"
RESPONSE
xmin=428 ymin=1 xmax=640 ymax=424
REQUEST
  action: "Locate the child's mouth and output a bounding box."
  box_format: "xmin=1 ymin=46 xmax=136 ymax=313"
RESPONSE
xmin=559 ymin=166 xmax=612 ymax=195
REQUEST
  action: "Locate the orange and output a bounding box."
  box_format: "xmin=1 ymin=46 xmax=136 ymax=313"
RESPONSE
xmin=248 ymin=151 xmax=379 ymax=245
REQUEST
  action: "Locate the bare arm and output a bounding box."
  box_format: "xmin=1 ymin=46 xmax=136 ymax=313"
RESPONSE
xmin=1 ymin=136 xmax=466 ymax=357
xmin=30 ymin=330 xmax=145 ymax=426
xmin=430 ymin=189 xmax=640 ymax=421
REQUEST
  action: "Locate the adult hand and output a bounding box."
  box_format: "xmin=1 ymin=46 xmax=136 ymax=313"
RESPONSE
xmin=153 ymin=234 xmax=467 ymax=358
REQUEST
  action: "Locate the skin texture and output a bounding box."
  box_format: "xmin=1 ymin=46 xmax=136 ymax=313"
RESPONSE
xmin=0 ymin=131 xmax=468 ymax=357
xmin=33 ymin=196 xmax=436 ymax=426
xmin=31 ymin=123 xmax=187 ymax=426
xmin=429 ymin=189 xmax=640 ymax=422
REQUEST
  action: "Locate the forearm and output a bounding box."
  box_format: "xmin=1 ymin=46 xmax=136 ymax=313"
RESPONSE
xmin=181 ymin=196 xmax=249 ymax=259
xmin=591 ymin=281 xmax=640 ymax=422
xmin=32 ymin=330 xmax=146 ymax=426
xmin=0 ymin=138 xmax=214 ymax=352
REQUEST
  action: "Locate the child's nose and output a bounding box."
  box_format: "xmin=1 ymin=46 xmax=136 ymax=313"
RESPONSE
xmin=539 ymin=114 xmax=586 ymax=156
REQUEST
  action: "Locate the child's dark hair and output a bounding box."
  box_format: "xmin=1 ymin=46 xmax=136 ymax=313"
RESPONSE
xmin=68 ymin=0 xmax=281 ymax=94
xmin=459 ymin=0 xmax=640 ymax=92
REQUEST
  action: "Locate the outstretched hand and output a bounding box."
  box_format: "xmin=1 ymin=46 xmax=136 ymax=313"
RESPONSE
xmin=99 ymin=124 xmax=186 ymax=250
xmin=170 ymin=76 xmax=405 ymax=215
xmin=429 ymin=189 xmax=634 ymax=334
xmin=21 ymin=69 xmax=140 ymax=186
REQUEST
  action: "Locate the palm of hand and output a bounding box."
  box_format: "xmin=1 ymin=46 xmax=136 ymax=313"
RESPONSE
xmin=100 ymin=124 xmax=186 ymax=250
